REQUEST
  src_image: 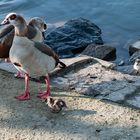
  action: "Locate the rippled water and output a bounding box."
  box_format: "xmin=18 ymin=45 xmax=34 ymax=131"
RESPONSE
xmin=1 ymin=0 xmax=140 ymax=61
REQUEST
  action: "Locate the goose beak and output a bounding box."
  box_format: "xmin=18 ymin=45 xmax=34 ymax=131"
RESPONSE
xmin=42 ymin=32 xmax=45 ymax=39
xmin=0 ymin=19 xmax=10 ymax=26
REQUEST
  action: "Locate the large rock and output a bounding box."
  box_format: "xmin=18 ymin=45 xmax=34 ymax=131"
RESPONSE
xmin=82 ymin=44 xmax=116 ymax=61
xmin=129 ymin=40 xmax=140 ymax=56
xmin=44 ymin=18 xmax=103 ymax=58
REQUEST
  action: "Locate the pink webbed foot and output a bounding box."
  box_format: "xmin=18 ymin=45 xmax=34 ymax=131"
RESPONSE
xmin=15 ymin=92 xmax=30 ymax=101
xmin=37 ymin=91 xmax=50 ymax=99
xmin=15 ymin=73 xmax=30 ymax=101
xmin=14 ymin=71 xmax=25 ymax=79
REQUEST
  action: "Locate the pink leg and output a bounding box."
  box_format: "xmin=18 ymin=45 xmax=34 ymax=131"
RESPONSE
xmin=37 ymin=75 xmax=50 ymax=99
xmin=14 ymin=71 xmax=25 ymax=79
xmin=15 ymin=73 xmax=30 ymax=101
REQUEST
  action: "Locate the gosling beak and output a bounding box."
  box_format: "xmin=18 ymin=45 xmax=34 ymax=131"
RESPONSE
xmin=64 ymin=103 xmax=67 ymax=108
xmin=0 ymin=19 xmax=10 ymax=26
xmin=60 ymin=101 xmax=67 ymax=108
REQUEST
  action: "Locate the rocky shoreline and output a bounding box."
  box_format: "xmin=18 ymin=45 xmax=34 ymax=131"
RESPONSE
xmin=0 ymin=55 xmax=140 ymax=140
xmin=1 ymin=17 xmax=140 ymax=109
xmin=0 ymin=54 xmax=140 ymax=109
xmin=0 ymin=18 xmax=140 ymax=139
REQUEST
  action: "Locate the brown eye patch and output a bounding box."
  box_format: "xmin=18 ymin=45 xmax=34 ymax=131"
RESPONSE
xmin=10 ymin=14 xmax=17 ymax=20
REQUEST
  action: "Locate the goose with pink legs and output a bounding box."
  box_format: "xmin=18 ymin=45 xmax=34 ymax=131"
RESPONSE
xmin=0 ymin=13 xmax=66 ymax=101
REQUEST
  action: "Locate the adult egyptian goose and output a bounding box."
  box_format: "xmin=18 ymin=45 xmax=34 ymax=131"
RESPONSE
xmin=1 ymin=13 xmax=66 ymax=101
xmin=0 ymin=14 xmax=47 ymax=78
xmin=0 ymin=15 xmax=47 ymax=59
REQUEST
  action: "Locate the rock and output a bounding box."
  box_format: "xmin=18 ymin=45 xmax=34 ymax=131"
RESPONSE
xmin=51 ymin=77 xmax=70 ymax=90
xmin=105 ymin=86 xmax=137 ymax=102
xmin=127 ymin=95 xmax=140 ymax=108
xmin=118 ymin=59 xmax=131 ymax=66
xmin=79 ymin=86 xmax=101 ymax=96
xmin=44 ymin=18 xmax=103 ymax=58
xmin=50 ymin=55 xmax=96 ymax=77
xmin=0 ymin=62 xmax=17 ymax=73
xmin=93 ymin=57 xmax=117 ymax=69
xmin=81 ymin=44 xmax=116 ymax=61
xmin=129 ymin=50 xmax=140 ymax=63
xmin=118 ymin=60 xmax=125 ymax=66
xmin=129 ymin=40 xmax=140 ymax=56
xmin=117 ymin=65 xmax=134 ymax=75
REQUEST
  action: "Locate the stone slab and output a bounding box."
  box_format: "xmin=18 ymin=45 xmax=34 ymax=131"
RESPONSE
xmin=0 ymin=56 xmax=140 ymax=109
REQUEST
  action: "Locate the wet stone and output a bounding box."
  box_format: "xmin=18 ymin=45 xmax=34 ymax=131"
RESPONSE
xmin=129 ymin=50 xmax=140 ymax=62
xmin=82 ymin=44 xmax=116 ymax=61
xmin=44 ymin=18 xmax=103 ymax=58
xmin=129 ymin=40 xmax=140 ymax=56
xmin=118 ymin=60 xmax=125 ymax=66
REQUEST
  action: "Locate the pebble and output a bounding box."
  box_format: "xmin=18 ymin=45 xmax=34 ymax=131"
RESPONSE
xmin=118 ymin=60 xmax=125 ymax=66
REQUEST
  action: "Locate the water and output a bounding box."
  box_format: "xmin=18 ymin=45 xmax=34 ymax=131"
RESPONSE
xmin=1 ymin=0 xmax=140 ymax=61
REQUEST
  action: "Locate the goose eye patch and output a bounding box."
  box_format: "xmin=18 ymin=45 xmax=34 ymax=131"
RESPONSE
xmin=10 ymin=14 xmax=16 ymax=20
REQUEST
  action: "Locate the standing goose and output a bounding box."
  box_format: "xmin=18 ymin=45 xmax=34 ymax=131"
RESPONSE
xmin=0 ymin=14 xmax=47 ymax=77
xmin=0 ymin=15 xmax=47 ymax=59
xmin=1 ymin=13 xmax=66 ymax=100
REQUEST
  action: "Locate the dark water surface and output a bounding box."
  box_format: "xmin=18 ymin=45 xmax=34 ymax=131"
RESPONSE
xmin=1 ymin=0 xmax=140 ymax=61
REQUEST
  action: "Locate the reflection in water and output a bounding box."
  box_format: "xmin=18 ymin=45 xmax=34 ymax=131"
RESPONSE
xmin=0 ymin=0 xmax=140 ymax=61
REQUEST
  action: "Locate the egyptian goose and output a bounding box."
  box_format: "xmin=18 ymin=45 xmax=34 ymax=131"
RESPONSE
xmin=1 ymin=13 xmax=66 ymax=101
xmin=0 ymin=15 xmax=47 ymax=59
